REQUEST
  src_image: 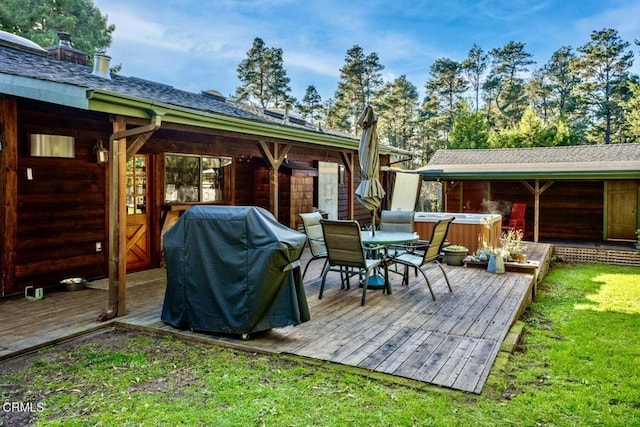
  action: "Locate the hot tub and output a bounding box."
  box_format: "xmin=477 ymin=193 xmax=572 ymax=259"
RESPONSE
xmin=414 ymin=212 xmax=502 ymax=254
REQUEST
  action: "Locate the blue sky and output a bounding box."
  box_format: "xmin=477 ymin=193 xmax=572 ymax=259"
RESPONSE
xmin=91 ymin=0 xmax=640 ymax=103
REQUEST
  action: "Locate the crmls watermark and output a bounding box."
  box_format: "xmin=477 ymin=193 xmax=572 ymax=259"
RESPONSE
xmin=2 ymin=401 xmax=46 ymax=413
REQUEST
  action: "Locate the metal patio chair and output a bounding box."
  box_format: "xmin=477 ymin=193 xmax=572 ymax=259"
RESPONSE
xmin=389 ymin=216 xmax=455 ymax=301
xmin=319 ymin=219 xmax=389 ymax=306
xmin=299 ymin=212 xmax=329 ymax=279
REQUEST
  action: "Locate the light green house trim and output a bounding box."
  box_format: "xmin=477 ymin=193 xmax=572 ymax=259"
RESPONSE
xmin=86 ymin=89 xmax=409 ymax=156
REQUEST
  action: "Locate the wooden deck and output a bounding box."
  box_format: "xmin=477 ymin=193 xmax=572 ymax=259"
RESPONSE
xmin=0 ymin=243 xmax=552 ymax=394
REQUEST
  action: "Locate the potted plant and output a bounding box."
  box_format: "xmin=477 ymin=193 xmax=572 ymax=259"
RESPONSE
xmin=475 ymin=234 xmax=493 ymax=262
xmin=443 ymin=244 xmax=468 ymax=266
xmin=501 ymin=229 xmax=526 ymax=262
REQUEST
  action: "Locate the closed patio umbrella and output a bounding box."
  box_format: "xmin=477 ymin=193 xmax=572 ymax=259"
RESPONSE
xmin=355 ymin=105 xmax=386 ymax=235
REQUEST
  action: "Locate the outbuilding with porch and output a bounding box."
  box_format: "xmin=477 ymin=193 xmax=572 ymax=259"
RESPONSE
xmin=417 ymin=145 xmax=640 ymax=264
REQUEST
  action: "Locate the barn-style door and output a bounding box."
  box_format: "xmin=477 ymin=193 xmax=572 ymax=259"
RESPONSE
xmin=125 ymin=155 xmax=151 ymax=270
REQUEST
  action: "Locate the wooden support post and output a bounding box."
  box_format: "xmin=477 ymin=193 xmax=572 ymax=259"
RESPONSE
xmin=117 ymin=127 xmax=127 ymax=316
xmin=0 ymin=96 xmax=18 ymax=296
xmin=105 ymin=118 xmax=128 ymax=319
xmin=257 ymin=140 xmax=291 ymax=218
xmin=520 ymin=180 xmax=554 ymax=243
xmin=340 ymin=151 xmax=354 ymax=219
xmin=443 ymin=181 xmax=460 ymax=212
xmin=101 ymin=115 xmax=161 ymax=320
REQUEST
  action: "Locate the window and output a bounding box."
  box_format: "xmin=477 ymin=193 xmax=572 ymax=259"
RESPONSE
xmin=126 ymin=155 xmax=147 ymax=214
xmin=29 ymin=134 xmax=75 ymax=158
xmin=164 ymin=154 xmax=232 ymax=203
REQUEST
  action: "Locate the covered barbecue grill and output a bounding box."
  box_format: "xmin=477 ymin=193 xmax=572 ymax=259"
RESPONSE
xmin=161 ymin=206 xmax=310 ymax=336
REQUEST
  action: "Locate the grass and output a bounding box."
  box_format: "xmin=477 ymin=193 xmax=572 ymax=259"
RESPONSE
xmin=1 ymin=263 xmax=639 ymax=426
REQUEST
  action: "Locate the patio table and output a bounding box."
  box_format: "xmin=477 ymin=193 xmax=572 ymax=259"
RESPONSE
xmin=360 ymin=231 xmax=418 ymax=291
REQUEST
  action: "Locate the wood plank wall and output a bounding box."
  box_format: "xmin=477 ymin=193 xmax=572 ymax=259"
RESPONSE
xmin=0 ymin=96 xmax=18 ymax=297
xmin=467 ymin=180 xmax=606 ymax=241
xmin=4 ymin=101 xmax=386 ymax=295
xmin=536 ymin=180 xmax=604 ymax=240
xmin=13 ymin=100 xmax=111 ymax=294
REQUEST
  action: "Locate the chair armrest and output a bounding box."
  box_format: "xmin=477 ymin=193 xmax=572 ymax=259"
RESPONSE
xmin=392 ymin=240 xmax=430 ymax=254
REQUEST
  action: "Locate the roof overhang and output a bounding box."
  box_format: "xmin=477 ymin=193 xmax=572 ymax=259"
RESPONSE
xmin=0 ymin=69 xmax=410 ymax=156
xmin=416 ymin=162 xmax=640 ymax=180
xmin=0 ymin=74 xmax=88 ymax=109
xmin=86 ymin=89 xmax=409 ymax=155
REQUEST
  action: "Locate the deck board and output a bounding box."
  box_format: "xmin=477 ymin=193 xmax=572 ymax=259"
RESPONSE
xmin=0 ymin=243 xmax=553 ymax=394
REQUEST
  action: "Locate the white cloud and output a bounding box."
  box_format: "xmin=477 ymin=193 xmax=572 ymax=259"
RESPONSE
xmin=574 ymin=1 xmax=640 ymax=41
xmin=93 ymin=0 xmax=640 ymax=102
xmin=285 ymin=51 xmax=341 ymax=78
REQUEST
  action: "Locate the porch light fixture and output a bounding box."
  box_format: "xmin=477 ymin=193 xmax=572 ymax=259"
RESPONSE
xmin=94 ymin=140 xmax=109 ymax=163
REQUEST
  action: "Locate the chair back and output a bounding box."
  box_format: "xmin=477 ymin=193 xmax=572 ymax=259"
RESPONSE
xmin=509 ymin=203 xmax=526 ymax=228
xmin=421 ymin=217 xmax=455 ymax=265
xmin=379 ymin=210 xmax=415 ymax=233
xmin=299 ymin=212 xmax=327 ymax=257
xmin=320 ymin=219 xmax=366 ymax=269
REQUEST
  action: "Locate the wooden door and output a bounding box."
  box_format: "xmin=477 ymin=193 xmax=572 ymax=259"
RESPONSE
xmin=607 ymin=181 xmax=638 ymax=241
xmin=126 ymin=155 xmax=151 ymax=270
xmin=318 ymin=161 xmax=338 ymax=219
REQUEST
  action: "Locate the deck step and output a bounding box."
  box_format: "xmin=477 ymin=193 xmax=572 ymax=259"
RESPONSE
xmin=500 ymin=320 xmax=525 ymax=354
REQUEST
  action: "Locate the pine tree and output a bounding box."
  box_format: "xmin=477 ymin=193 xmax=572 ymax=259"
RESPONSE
xmin=234 ymin=37 xmax=291 ymax=109
xmin=574 ymin=28 xmax=634 ymax=144
xmin=329 ymin=45 xmax=384 ymax=134
xmin=487 ymin=41 xmax=535 ymax=128
xmin=622 ymin=82 xmax=640 ymax=140
xmin=374 ymin=75 xmax=419 ymax=150
xmin=297 ymin=85 xmax=322 ymax=126
xmin=461 ymin=44 xmax=488 ymax=113
xmin=425 ymin=58 xmax=468 ymax=136
xmin=0 ymin=0 xmax=114 ymax=62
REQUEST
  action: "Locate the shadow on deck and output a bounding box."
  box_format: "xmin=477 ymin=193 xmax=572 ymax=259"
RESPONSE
xmin=0 ymin=243 xmax=553 ymax=394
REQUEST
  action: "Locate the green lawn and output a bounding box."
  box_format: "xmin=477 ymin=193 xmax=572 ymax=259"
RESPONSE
xmin=1 ymin=263 xmax=639 ymax=426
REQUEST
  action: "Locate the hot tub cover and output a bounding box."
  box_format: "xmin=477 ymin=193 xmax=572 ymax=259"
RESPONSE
xmin=161 ymin=206 xmax=310 ymax=335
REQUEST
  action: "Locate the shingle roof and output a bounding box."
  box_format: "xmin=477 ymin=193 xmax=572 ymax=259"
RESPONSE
xmin=418 ymin=145 xmax=640 ymax=179
xmin=0 ymin=44 xmax=269 ymax=121
xmin=0 ymin=39 xmax=361 ymax=142
xmin=429 ymin=145 xmax=640 ymax=165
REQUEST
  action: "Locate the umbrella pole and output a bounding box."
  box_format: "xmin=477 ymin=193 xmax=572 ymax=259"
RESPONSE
xmin=371 ymin=209 xmax=376 ymax=236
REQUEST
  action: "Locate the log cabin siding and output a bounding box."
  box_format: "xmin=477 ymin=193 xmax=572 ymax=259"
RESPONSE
xmin=454 ymin=180 xmax=606 ymax=242
xmin=490 ymin=180 xmax=604 ymax=241
xmin=287 ymin=173 xmax=314 ymax=229
xmin=15 ymin=100 xmax=110 ymax=292
xmin=0 ymin=96 xmax=18 ymax=297
xmin=2 ymin=98 xmax=390 ymax=296
xmin=234 ymin=160 xmax=256 ymax=205
xmin=537 ymin=181 xmax=604 ymax=241
xmin=445 ymin=182 xmax=463 ymax=213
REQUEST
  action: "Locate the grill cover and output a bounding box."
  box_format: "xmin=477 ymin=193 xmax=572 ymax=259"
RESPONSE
xmin=161 ymin=206 xmax=310 ymax=335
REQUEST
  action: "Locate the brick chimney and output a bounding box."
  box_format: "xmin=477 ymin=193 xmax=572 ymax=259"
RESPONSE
xmin=46 ymin=32 xmax=88 ymax=65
